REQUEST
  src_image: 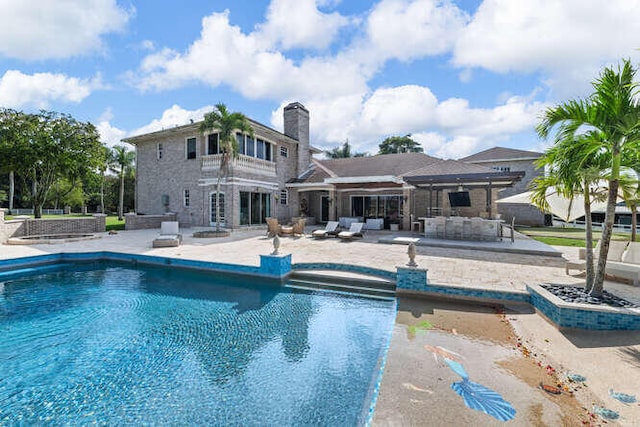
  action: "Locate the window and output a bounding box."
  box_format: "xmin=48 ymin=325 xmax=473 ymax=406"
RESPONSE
xmin=186 ymin=137 xmax=197 ymax=159
xmin=157 ymin=143 xmax=163 ymax=160
xmin=351 ymin=195 xmax=403 ymax=224
xmin=265 ymin=142 xmax=272 ymax=161
xmin=236 ymin=132 xmax=245 ymax=155
xmin=207 ymin=133 xmax=219 ymax=155
xmin=492 ymin=166 xmax=511 ymax=172
xmin=280 ymin=190 xmax=288 ymax=205
xmin=256 ymin=138 xmax=265 ymax=160
xmin=245 ymin=136 xmax=255 ymax=157
xmin=280 ymin=146 xmax=288 ymax=157
xmin=183 ymin=189 xmax=190 ymax=208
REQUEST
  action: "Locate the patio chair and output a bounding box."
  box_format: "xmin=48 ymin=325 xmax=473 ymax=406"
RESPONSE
xmin=292 ymin=217 xmax=307 ymax=237
xmin=337 ymin=222 xmax=365 ymax=240
xmin=266 ymin=217 xmax=281 ymax=237
xmin=152 ymin=221 xmax=182 ymax=248
xmin=312 ymin=221 xmax=339 ymax=239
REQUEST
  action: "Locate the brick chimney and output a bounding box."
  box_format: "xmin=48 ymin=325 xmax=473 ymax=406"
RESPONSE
xmin=283 ymin=102 xmax=310 ymax=176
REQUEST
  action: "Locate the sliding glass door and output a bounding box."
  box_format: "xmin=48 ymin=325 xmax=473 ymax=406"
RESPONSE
xmin=240 ymin=191 xmax=271 ymax=225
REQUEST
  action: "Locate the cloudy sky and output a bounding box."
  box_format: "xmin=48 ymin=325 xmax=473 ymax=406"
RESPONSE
xmin=1 ymin=0 xmax=639 ymax=158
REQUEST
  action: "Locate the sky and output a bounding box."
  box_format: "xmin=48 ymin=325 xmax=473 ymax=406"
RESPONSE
xmin=1 ymin=0 xmax=640 ymax=159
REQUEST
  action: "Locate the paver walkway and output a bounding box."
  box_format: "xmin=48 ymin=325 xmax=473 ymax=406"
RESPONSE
xmin=1 ymin=227 xmax=639 ymax=424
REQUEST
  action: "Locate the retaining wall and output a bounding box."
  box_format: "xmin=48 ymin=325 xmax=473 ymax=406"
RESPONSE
xmin=0 ymin=210 xmax=105 ymax=244
xmin=125 ymin=213 xmax=177 ymax=230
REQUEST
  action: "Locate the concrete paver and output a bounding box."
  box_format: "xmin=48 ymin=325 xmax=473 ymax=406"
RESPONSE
xmin=1 ymin=227 xmax=639 ymax=424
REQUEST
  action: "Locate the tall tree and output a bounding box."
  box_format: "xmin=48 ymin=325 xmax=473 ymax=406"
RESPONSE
xmin=378 ymin=134 xmax=423 ymax=154
xmin=325 ymin=140 xmax=368 ymax=158
xmin=199 ymin=103 xmax=253 ymax=232
xmin=537 ymin=59 xmax=640 ymax=296
xmin=14 ymin=111 xmax=104 ymax=218
xmin=0 ymin=109 xmax=29 ymax=214
xmin=110 ymin=145 xmax=136 ymax=220
xmin=531 ymin=134 xmax=608 ymax=291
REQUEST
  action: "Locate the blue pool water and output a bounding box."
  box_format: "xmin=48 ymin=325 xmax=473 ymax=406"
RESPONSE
xmin=0 ymin=263 xmax=396 ymax=425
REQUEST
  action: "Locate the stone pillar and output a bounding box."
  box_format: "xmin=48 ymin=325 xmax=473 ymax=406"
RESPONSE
xmin=396 ymin=266 xmax=429 ymax=291
xmin=93 ymin=214 xmax=107 ymax=232
xmin=0 ymin=209 xmax=4 ymax=223
xmin=259 ymin=253 xmax=292 ymax=278
xmin=402 ymin=187 xmax=412 ymax=230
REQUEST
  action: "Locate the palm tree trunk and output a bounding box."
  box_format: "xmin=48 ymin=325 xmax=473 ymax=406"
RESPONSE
xmin=583 ymin=183 xmax=595 ymax=292
xmin=118 ymin=168 xmax=125 ymax=220
xmin=8 ymin=170 xmax=14 ymax=214
xmin=632 ymin=202 xmax=637 ymax=242
xmin=593 ymin=178 xmax=620 ymax=297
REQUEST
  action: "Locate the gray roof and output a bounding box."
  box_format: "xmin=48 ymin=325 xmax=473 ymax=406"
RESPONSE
xmin=317 ymin=153 xmax=443 ymax=178
xmin=293 ymin=153 xmax=498 ymax=183
xmin=459 ymin=146 xmax=542 ymax=162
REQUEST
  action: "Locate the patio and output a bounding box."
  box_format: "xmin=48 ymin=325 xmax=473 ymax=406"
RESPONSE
xmin=1 ymin=227 xmax=639 ymax=424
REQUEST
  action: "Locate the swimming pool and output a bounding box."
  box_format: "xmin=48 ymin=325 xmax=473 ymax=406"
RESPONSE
xmin=0 ymin=263 xmax=396 ymax=425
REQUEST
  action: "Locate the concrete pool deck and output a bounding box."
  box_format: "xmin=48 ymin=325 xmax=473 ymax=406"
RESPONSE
xmin=1 ymin=227 xmax=639 ymax=424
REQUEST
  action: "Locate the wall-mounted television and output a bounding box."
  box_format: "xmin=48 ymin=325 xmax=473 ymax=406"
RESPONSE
xmin=448 ymin=191 xmax=471 ymax=207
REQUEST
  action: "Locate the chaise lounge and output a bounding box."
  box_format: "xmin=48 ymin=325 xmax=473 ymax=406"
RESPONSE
xmin=312 ymin=221 xmax=340 ymax=239
xmin=337 ymin=222 xmax=365 ymax=241
xmin=152 ymin=221 xmax=182 ymax=248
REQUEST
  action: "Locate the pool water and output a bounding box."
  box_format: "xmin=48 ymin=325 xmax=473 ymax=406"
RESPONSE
xmin=0 ymin=263 xmax=396 ymax=425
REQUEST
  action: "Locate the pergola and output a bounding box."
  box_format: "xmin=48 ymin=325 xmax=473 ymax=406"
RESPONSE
xmin=404 ymin=171 xmax=525 ymax=218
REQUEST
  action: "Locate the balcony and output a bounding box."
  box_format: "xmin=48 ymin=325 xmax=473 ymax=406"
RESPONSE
xmin=201 ymin=153 xmax=276 ymax=176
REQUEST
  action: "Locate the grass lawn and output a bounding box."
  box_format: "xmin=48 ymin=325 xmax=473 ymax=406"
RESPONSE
xmin=517 ymin=226 xmax=637 ymax=247
xmin=4 ymin=214 xmax=126 ymax=231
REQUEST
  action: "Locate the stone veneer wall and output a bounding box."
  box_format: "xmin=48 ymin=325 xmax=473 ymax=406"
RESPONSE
xmin=125 ymin=213 xmax=177 ymax=230
xmin=0 ymin=211 xmax=105 ymax=243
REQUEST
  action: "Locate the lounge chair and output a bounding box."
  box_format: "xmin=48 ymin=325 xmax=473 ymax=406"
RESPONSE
xmin=266 ymin=217 xmax=281 ymax=237
xmin=565 ymin=240 xmax=631 ymax=279
xmin=338 ymin=222 xmax=365 ymax=240
xmin=152 ymin=221 xmax=182 ymax=248
xmin=312 ymin=221 xmax=339 ymax=239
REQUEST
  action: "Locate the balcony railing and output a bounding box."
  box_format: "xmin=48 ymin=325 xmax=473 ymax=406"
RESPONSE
xmin=201 ymin=153 xmax=276 ymax=176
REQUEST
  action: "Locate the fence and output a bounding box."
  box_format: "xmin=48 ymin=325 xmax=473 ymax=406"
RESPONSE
xmin=9 ymin=209 xmax=65 ymax=216
xmin=553 ymin=219 xmax=638 ymax=233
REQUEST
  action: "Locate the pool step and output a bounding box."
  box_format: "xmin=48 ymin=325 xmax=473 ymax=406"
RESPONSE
xmin=286 ymin=272 xmax=396 ymax=300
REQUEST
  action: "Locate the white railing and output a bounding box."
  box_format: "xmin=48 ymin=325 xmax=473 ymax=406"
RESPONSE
xmin=201 ymin=154 xmax=276 ymax=176
xmin=8 ymin=208 xmax=65 ymax=215
xmin=553 ymin=219 xmax=638 ymax=233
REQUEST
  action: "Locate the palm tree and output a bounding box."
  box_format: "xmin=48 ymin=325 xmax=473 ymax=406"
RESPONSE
xmin=199 ymin=103 xmax=253 ymax=232
xmin=537 ymin=59 xmax=640 ymax=296
xmin=325 ymin=140 xmax=368 ymax=158
xmin=111 ymin=145 xmax=136 ymax=220
xmin=531 ymin=134 xmax=608 ymax=291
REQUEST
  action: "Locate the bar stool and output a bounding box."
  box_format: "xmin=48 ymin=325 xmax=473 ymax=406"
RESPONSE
xmin=410 ymin=214 xmax=422 ymax=234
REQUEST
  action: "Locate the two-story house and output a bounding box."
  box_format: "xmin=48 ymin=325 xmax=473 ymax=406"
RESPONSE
xmin=123 ymin=102 xmax=318 ymax=228
xmin=125 ymin=104 xmax=527 ymax=231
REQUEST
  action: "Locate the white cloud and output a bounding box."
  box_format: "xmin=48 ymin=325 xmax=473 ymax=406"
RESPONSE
xmin=97 ymin=120 xmax=127 ymax=148
xmin=0 ymin=70 xmax=102 ymax=109
xmin=269 ymin=85 xmax=544 ymax=158
xmin=453 ymin=0 xmax=640 ymax=97
xmin=0 ymin=0 xmax=132 ymax=60
xmin=257 ymin=0 xmax=349 ymax=50
xmin=366 ymin=0 xmax=468 ymax=62
xmin=129 ymin=0 xmax=629 ymax=157
xmin=131 ymin=105 xmax=214 ymax=136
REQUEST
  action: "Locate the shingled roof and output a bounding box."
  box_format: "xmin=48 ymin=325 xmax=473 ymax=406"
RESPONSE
xmin=290 ymin=152 xmax=500 ymax=184
xmin=316 ymin=153 xmax=445 ymax=177
xmin=459 ymin=146 xmax=542 ymax=163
